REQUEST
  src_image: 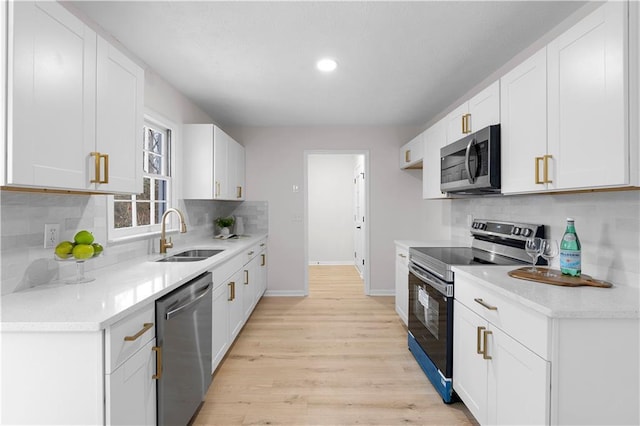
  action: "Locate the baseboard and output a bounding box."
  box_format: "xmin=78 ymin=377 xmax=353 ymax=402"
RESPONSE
xmin=368 ymin=289 xmax=395 ymax=296
xmin=264 ymin=290 xmax=306 ymax=297
xmin=308 ymin=261 xmax=355 ymax=266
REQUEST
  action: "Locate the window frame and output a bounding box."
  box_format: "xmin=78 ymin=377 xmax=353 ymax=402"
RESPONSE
xmin=106 ymin=111 xmax=179 ymax=243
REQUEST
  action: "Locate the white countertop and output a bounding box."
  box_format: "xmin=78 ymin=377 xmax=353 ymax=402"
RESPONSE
xmin=0 ymin=234 xmax=268 ymax=332
xmin=453 ymin=265 xmax=640 ymax=319
xmin=395 ymin=239 xmax=469 ymax=250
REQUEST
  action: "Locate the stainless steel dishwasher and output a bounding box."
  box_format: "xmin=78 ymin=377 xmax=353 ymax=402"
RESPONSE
xmin=155 ymin=272 xmax=213 ymax=426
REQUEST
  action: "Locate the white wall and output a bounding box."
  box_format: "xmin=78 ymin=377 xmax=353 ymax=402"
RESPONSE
xmin=307 ymin=154 xmax=356 ymax=265
xmin=235 ymin=126 xmax=451 ymax=296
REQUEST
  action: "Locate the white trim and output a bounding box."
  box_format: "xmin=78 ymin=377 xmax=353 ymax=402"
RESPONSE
xmin=308 ymin=261 xmax=355 ymax=266
xmin=263 ymin=290 xmax=306 ymax=297
xmin=369 ymin=290 xmax=395 ymax=296
xmin=303 ymin=150 xmax=371 ymax=296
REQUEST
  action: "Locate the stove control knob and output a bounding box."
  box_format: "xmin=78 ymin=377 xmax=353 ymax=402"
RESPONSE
xmin=480 ymin=223 xmax=487 ymax=230
xmin=513 ymin=227 xmax=521 ymax=235
xmin=522 ymin=228 xmax=532 ymax=237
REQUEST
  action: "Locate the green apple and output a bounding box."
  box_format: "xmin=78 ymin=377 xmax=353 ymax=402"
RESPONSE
xmin=74 ymin=230 xmax=94 ymax=245
xmin=72 ymin=244 xmax=94 ymax=260
xmin=91 ymin=243 xmax=104 ymax=257
xmin=55 ymin=241 xmax=74 ymax=259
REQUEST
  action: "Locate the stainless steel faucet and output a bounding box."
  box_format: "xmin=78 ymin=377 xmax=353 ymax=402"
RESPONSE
xmin=159 ymin=208 xmax=187 ymax=254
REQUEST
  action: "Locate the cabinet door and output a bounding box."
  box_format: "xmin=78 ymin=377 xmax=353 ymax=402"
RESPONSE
xmin=213 ymin=126 xmax=229 ymax=199
xmin=227 ymin=139 xmax=245 ymax=200
xmin=453 ymin=300 xmax=488 ymax=425
xmin=106 ymin=338 xmax=156 ymax=426
xmin=212 ymin=282 xmax=230 ymax=373
xmin=95 ymin=36 xmax=144 ymax=194
xmin=446 ymin=102 xmax=469 ymax=143
xmin=468 ymin=81 xmax=500 ymax=133
xmin=183 ymin=124 xmax=215 ymax=199
xmin=487 ymin=326 xmax=550 ymax=425
xmin=400 ymin=133 xmax=424 ymax=169
xmin=9 ymin=1 xmax=96 ymax=190
xmin=242 ymin=257 xmax=258 ymax=319
xmin=394 ymin=247 xmax=409 ymax=326
xmin=548 ymin=1 xmax=627 ymax=190
xmin=228 ymin=270 xmax=244 ymax=341
xmin=259 ymin=248 xmax=268 ymax=298
xmin=422 ymin=118 xmax=448 ymax=199
xmin=500 ymin=48 xmax=548 ymax=194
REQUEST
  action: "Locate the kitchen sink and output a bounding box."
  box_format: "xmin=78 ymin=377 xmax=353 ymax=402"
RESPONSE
xmin=156 ymin=249 xmax=225 ymax=262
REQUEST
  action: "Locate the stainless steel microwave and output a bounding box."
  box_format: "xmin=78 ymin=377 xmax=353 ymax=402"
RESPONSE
xmin=440 ymin=124 xmax=500 ymax=194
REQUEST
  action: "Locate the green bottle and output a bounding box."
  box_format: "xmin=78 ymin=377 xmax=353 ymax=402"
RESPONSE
xmin=560 ymin=218 xmax=581 ymax=276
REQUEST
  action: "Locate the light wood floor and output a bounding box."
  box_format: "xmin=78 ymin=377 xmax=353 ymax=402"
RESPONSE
xmin=193 ymin=265 xmax=476 ymax=425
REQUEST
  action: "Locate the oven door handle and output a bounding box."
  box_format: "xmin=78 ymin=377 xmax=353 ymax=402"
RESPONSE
xmin=409 ymin=264 xmax=452 ymax=297
xmin=465 ymin=138 xmax=477 ymax=184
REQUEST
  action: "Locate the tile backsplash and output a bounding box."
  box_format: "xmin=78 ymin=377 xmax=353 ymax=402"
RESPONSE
xmin=0 ymin=191 xmax=268 ymax=295
xmin=449 ymin=190 xmax=640 ymax=288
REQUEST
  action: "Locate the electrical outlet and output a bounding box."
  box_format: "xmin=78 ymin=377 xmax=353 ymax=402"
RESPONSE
xmin=44 ymin=224 xmax=60 ymax=248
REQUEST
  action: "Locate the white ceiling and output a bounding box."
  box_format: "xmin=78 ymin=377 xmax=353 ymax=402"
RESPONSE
xmin=67 ymin=1 xmax=587 ymax=129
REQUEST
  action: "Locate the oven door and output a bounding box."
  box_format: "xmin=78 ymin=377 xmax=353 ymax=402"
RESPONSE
xmin=408 ymin=263 xmax=453 ymax=378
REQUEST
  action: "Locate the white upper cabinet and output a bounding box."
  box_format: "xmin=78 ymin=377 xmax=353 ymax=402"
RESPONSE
xmin=7 ymin=1 xmax=96 ymax=190
xmin=547 ymin=1 xmax=628 ymax=191
xmin=422 ymin=117 xmax=448 ymax=199
xmin=183 ymin=124 xmax=245 ymax=200
xmin=95 ymin=36 xmax=144 ymax=194
xmin=5 ymin=1 xmax=143 ymax=193
xmin=446 ymin=81 xmax=500 ymax=143
xmin=500 ymin=48 xmax=548 ymax=194
xmin=400 ymin=132 xmax=424 ymax=169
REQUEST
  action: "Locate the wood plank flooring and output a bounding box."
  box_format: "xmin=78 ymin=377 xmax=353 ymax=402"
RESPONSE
xmin=193 ymin=265 xmax=476 ymax=425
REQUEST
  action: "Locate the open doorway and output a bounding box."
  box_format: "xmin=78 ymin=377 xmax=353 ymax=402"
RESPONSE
xmin=304 ymin=150 xmax=370 ymax=296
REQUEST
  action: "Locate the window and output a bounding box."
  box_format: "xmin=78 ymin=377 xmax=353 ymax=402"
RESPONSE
xmin=107 ymin=114 xmax=175 ymax=241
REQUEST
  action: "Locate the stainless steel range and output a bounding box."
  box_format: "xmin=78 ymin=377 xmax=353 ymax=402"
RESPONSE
xmin=407 ymin=219 xmax=545 ymax=403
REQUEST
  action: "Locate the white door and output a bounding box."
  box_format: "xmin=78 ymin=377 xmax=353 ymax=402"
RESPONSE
xmin=353 ymin=162 xmax=365 ymax=277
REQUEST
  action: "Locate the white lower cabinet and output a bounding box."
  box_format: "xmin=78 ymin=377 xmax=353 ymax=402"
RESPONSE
xmin=211 ymin=239 xmax=268 ymax=373
xmin=454 ymin=273 xmax=639 ymax=425
xmin=394 ymin=244 xmax=409 ymax=326
xmin=105 ymin=338 xmax=157 ymax=426
xmin=454 ymin=300 xmax=550 ymax=425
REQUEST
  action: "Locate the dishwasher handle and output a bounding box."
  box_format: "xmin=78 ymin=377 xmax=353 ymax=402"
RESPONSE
xmin=165 ymin=283 xmax=212 ymax=321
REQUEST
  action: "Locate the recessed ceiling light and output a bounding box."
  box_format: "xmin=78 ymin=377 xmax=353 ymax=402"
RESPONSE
xmin=317 ymin=58 xmax=337 ymax=72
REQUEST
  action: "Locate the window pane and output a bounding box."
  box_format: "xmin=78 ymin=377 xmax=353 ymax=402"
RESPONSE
xmin=155 ymin=179 xmax=167 ymax=201
xmin=114 ymin=202 xmax=133 ymax=228
xmin=147 ymin=154 xmax=162 ymax=175
xmin=155 ymin=202 xmax=167 ymax=224
xmin=139 ymin=178 xmax=151 ymax=200
xmin=150 ymin=129 xmax=163 ymax=154
xmin=136 ymin=202 xmax=151 ymax=226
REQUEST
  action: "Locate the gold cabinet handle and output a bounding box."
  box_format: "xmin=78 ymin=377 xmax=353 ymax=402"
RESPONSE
xmin=261 ymin=254 xmax=266 ymax=266
xmin=477 ymin=326 xmax=486 ymax=355
xmin=482 ymin=330 xmax=493 ymax=360
xmin=248 ymin=251 xmax=254 ymax=256
xmin=124 ymin=322 xmax=153 ymax=341
xmin=89 ymin=152 xmax=109 ymax=184
xmin=543 ymin=154 xmax=553 ymax=183
xmin=462 ymin=114 xmax=472 ymax=134
xmin=535 ymin=156 xmax=544 ymax=184
xmin=228 ymin=282 xmax=233 ymax=301
xmin=461 ymin=115 xmax=466 ymax=134
xmin=474 ymin=298 xmax=498 ymax=311
xmin=260 ymin=243 xmax=265 ymax=247
xmin=398 ymin=253 xmax=407 ymax=258
xmin=244 ymin=269 xmax=249 ymax=285
xmin=237 ymin=186 xmax=242 ymax=198
xmin=152 ymin=346 xmax=162 ymax=379
xmin=405 ymin=149 xmax=411 ymax=163
xmin=215 ymin=181 xmax=220 ymax=197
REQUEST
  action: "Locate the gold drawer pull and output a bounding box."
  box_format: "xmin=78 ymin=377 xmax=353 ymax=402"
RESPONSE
xmin=261 ymin=254 xmax=266 ymax=266
xmin=152 ymin=346 xmax=162 ymax=379
xmin=477 ymin=326 xmax=486 ymax=355
xmin=474 ymin=298 xmax=497 ymax=311
xmin=543 ymin=154 xmax=553 ymax=183
xmin=398 ymin=253 xmax=407 ymax=258
xmin=244 ymin=270 xmax=249 ymax=285
xmin=124 ymin=322 xmax=153 ymax=341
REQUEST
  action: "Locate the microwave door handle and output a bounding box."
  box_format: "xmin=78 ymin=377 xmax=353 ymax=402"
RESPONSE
xmin=465 ymin=138 xmax=477 ymax=184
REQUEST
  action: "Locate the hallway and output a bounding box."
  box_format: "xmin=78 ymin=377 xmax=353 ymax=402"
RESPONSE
xmin=194 ymin=265 xmax=475 ymax=425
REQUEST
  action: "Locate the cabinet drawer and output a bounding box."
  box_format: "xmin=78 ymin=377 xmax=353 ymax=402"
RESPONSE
xmin=396 ymin=246 xmax=409 ymax=267
xmin=455 ymin=277 xmax=549 ymax=359
xmin=213 ymin=255 xmax=245 ymax=286
xmin=105 ymin=304 xmax=155 ymax=373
